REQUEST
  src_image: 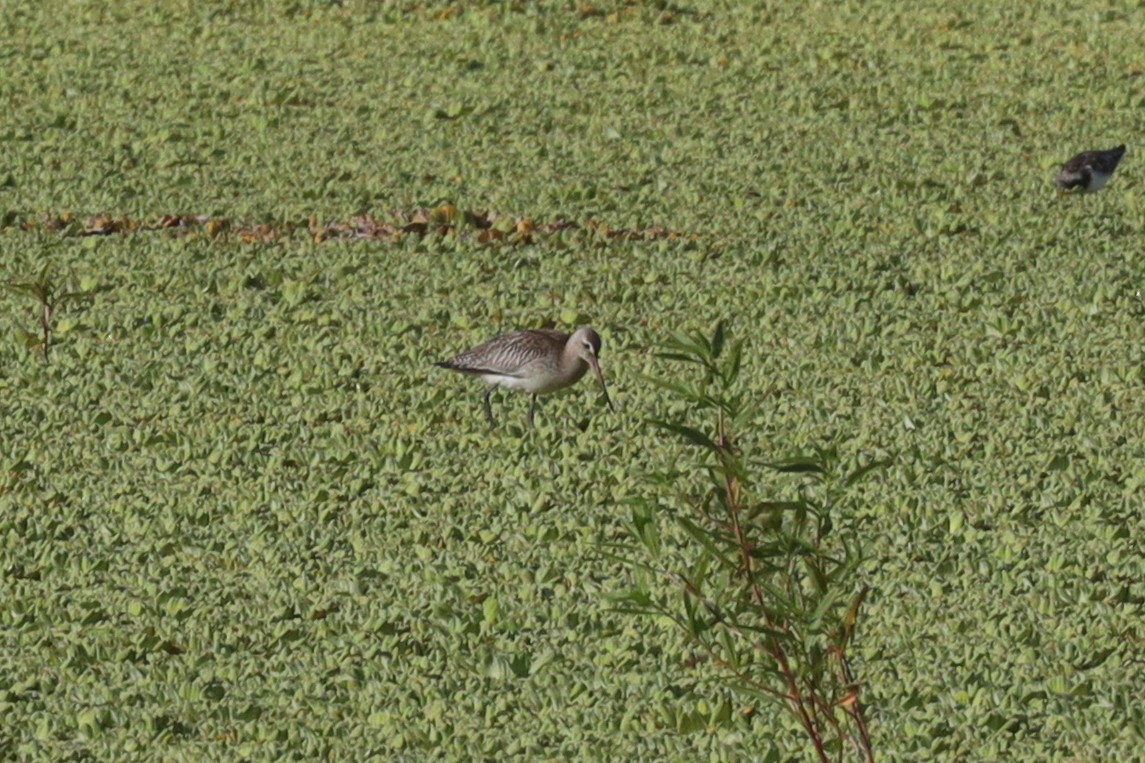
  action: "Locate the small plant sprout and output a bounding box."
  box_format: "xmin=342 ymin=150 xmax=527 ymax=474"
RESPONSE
xmin=6 ymin=263 xmax=96 ymax=362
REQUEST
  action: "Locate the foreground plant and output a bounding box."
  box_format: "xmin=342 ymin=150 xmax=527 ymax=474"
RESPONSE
xmin=6 ymin=263 xmax=95 ymax=361
xmin=611 ymin=322 xmax=882 ymax=762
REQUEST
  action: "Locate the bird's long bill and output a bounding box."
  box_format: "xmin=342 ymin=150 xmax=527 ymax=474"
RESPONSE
xmin=589 ymin=357 xmax=615 ymax=412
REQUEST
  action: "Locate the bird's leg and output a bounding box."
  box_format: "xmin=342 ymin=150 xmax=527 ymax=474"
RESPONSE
xmin=527 ymin=395 xmax=538 ymax=429
xmin=482 ymin=387 xmax=497 ymax=429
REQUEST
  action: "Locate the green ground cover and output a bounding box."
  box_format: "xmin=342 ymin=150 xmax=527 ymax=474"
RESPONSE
xmin=3 ymin=0 xmax=1145 ymax=759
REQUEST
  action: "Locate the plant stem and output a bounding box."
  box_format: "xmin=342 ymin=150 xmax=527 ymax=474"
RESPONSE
xmin=836 ymin=649 xmax=875 ymax=762
xmin=41 ymin=300 xmax=52 ymax=361
xmin=714 ymin=407 xmax=832 ymax=761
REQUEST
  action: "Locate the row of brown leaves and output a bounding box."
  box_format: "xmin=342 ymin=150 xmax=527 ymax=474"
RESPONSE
xmin=426 ymin=2 xmax=655 ymax=24
xmin=15 ymin=206 xmax=693 ymax=247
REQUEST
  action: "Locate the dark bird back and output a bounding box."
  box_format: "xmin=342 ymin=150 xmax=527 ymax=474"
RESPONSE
xmin=1056 ymin=144 xmax=1127 ymax=192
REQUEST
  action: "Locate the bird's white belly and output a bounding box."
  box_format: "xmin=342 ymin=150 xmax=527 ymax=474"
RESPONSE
xmin=481 ymin=366 xmax=584 ymax=395
xmin=1088 ymin=171 xmax=1112 ymax=192
xmin=482 ymin=372 xmax=537 ymax=392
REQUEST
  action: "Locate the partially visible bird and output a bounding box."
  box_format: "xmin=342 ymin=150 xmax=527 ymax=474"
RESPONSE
xmin=1056 ymin=144 xmax=1127 ymax=192
xmin=436 ymin=326 xmax=615 ymax=428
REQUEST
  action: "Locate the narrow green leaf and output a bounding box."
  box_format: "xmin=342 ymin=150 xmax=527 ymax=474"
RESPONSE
xmin=610 ymin=604 xmax=670 ymax=619
xmin=807 ymin=587 xmax=848 ymax=634
xmin=640 ymin=375 xmax=703 ymax=401
xmin=705 ymin=458 xmax=749 ymax=489
xmin=725 ymin=678 xmax=788 ymax=700
xmin=745 ymin=540 xmax=789 ymax=564
xmin=648 ymin=419 xmax=717 ymax=450
xmin=763 ymin=457 xmax=828 ymax=475
xmin=682 ymin=591 xmax=704 ymax=636
xmin=746 ymin=501 xmax=807 ymax=519
xmin=689 ymin=553 xmax=711 ymax=596
xmin=718 ymin=628 xmax=742 ymax=669
xmin=838 ymin=585 xmax=869 ymax=648
xmin=15 ymin=328 xmax=41 ymax=349
xmin=844 ymin=456 xmax=894 ymax=487
xmin=597 ymin=546 xmax=659 ymax=575
xmin=760 ymin=581 xmax=801 ymax=617
xmin=605 ymin=588 xmax=655 ymax=607
xmin=665 ymin=330 xmax=709 ymax=357
xmin=694 ymin=393 xmax=724 ymax=411
xmin=723 ymin=338 xmax=745 ymax=385
xmin=675 ymin=515 xmax=738 ymax=570
xmin=653 ymin=351 xmax=707 ymax=366
xmin=722 ymin=618 xmax=793 ymax=643
xmin=634 ymin=509 xmax=661 ymax=558
xmin=57 ymin=289 xmax=95 ymax=306
xmin=710 ymin=320 xmax=726 ymax=359
xmin=6 ymin=282 xmax=39 ymax=297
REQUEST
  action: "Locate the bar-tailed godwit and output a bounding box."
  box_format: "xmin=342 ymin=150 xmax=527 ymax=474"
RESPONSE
xmin=436 ymin=326 xmax=615 ymax=428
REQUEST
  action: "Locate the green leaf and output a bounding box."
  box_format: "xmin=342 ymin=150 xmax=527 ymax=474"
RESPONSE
xmin=806 ymin=583 xmax=845 ymax=631
xmin=722 ymin=338 xmax=745 ymax=385
xmin=682 ymin=590 xmax=704 ymax=636
xmin=723 ymin=617 xmax=793 ymax=643
xmin=639 ymin=374 xmax=703 ymax=401
xmin=710 ymin=320 xmax=726 ymax=359
xmin=844 ymin=456 xmax=894 ymax=487
xmin=609 ymin=603 xmax=670 ymax=619
xmin=764 ymin=456 xmax=828 ymax=475
xmin=818 ymin=514 xmax=833 ymax=539
xmin=57 ymin=289 xmax=95 ymax=306
xmin=606 ymin=588 xmax=655 ymax=607
xmin=664 ymin=330 xmax=709 ymax=358
xmin=648 ymin=419 xmax=717 ymax=450
xmin=838 ymin=585 xmax=869 ymax=648
xmin=630 ymin=504 xmax=661 ymax=557
xmin=760 ymin=580 xmax=801 ymax=617
xmin=717 ymin=623 xmax=742 ymax=669
xmin=674 ymin=515 xmax=738 ymax=570
xmin=653 ymin=351 xmax=706 ymax=366
xmin=688 ymin=552 xmax=712 ymax=595
xmin=725 ymin=679 xmax=788 ymax=701
xmin=746 ymin=501 xmax=807 ymax=519
xmin=14 ymin=328 xmax=41 ymax=349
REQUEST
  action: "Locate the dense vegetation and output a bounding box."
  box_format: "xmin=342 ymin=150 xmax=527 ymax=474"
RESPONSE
xmin=3 ymin=1 xmax=1144 ymax=759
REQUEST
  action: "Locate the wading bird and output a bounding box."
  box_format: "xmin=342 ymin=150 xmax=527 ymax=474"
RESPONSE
xmin=436 ymin=326 xmax=615 ymax=428
xmin=1056 ymin=144 xmax=1126 ymax=192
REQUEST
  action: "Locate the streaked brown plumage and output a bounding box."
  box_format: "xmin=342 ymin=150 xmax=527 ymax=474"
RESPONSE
xmin=436 ymin=326 xmax=614 ymax=428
